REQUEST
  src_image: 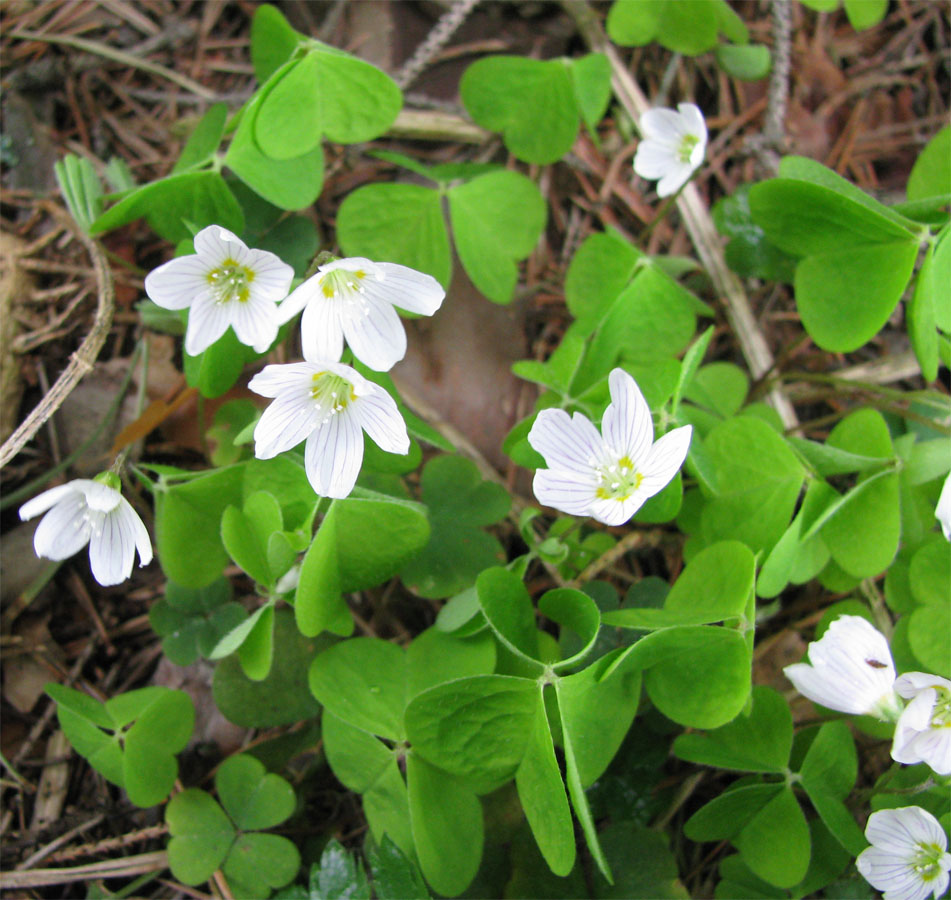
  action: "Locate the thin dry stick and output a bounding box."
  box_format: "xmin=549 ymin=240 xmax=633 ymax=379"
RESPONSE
xmin=15 ymin=813 xmax=106 ymax=870
xmin=0 ymin=850 xmax=168 ymax=889
xmin=394 ymin=0 xmax=482 ymax=90
xmin=9 ymin=28 xmax=215 ymax=99
xmin=562 ymin=1 xmax=799 ymax=430
xmin=0 ymin=208 xmax=115 ymax=469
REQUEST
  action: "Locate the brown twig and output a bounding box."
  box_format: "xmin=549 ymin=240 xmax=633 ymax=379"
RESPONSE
xmin=394 ymin=0 xmax=483 ymax=91
xmin=0 ymin=850 xmax=168 ymax=889
xmin=0 ymin=206 xmax=115 ymax=469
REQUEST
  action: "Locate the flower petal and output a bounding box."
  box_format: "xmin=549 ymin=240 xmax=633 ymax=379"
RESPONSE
xmin=602 ymin=368 xmax=654 ymax=463
xmin=300 ymin=294 xmax=345 ymax=365
xmin=194 ymin=225 xmax=244 ymax=265
xmin=528 ymin=409 xmax=607 ymax=475
xmin=936 ymin=471 xmax=951 ymax=540
xmin=353 ymin=388 xmax=409 ymax=455
xmin=253 ymin=392 xmax=320 ymax=459
xmin=678 ymin=103 xmax=707 ymax=141
xmin=144 ymin=255 xmax=211 ymax=310
xmin=276 ymin=277 xmax=318 ymax=325
xmin=120 ymin=499 xmax=153 ymax=567
xmin=533 ymin=468 xmax=598 ymax=517
xmin=640 ymin=108 xmax=686 ymax=141
xmin=656 ymin=163 xmax=694 ymax=198
xmin=244 ymin=250 xmax=294 ymax=303
xmin=88 ymin=509 xmax=134 ymax=586
xmin=304 ymin=411 xmax=364 ymax=498
xmin=895 ymin=672 xmax=951 ymax=698
xmin=633 ymin=141 xmax=677 ymax=180
xmin=248 ymin=363 xmax=316 ymax=398
xmin=229 ymin=294 xmax=278 ymax=353
xmin=341 ymin=290 xmax=406 ymax=372
xmin=19 ymin=483 xmax=78 ymax=521
xmin=639 ymin=425 xmax=692 ymax=496
xmin=587 ymin=493 xmax=642 ymax=526
xmin=373 ymin=263 xmax=445 ymax=315
xmin=184 ymin=289 xmax=231 ymax=356
xmin=32 ymin=493 xmax=91 ymax=560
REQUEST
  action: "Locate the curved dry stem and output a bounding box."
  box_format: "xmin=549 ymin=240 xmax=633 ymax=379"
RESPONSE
xmin=0 ymin=206 xmax=115 ymax=470
xmin=562 ymin=0 xmax=799 ymax=430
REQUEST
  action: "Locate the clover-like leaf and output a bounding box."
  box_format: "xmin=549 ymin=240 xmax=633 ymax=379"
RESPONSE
xmin=400 ymin=455 xmax=510 ymax=599
xmin=166 ymin=789 xmax=236 ymax=886
xmin=216 ymin=753 xmax=297 ymax=831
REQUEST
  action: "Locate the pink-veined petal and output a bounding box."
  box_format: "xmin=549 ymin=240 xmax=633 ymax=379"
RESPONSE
xmin=185 ymin=289 xmax=231 ymax=356
xmin=144 ymin=255 xmax=211 ymax=310
xmin=528 ymin=409 xmax=607 ymax=475
xmin=304 ymin=411 xmax=363 ymax=498
xmin=301 ymin=295 xmax=345 ymax=364
xmin=373 ymin=263 xmax=445 ymax=315
xmin=19 ymin=483 xmax=78 ymax=520
xmin=353 ymin=388 xmax=409 ymax=455
xmin=533 ymin=468 xmax=598 ymax=517
xmin=340 ymin=291 xmax=406 ymax=372
xmin=248 ymin=363 xmax=316 ymax=398
xmin=32 ymin=493 xmax=91 ymax=560
xmin=867 ymin=808 xmax=947 ymax=854
xmin=253 ymin=393 xmax=320 ymax=459
xmin=602 ymin=368 xmax=654 ymax=462
xmin=639 ymin=425 xmax=692 ymax=496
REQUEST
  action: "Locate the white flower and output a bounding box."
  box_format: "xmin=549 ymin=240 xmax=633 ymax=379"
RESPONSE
xmin=527 ymin=368 xmax=692 ymax=526
xmin=145 ymin=225 xmax=294 ymax=357
xmin=936 ymin=472 xmax=951 ymax=541
xmin=891 ymin=672 xmax=951 ymax=776
xmin=856 ymin=807 xmax=951 ymax=900
xmin=783 ymin=615 xmax=902 ymax=719
xmin=633 ymin=103 xmax=707 ymax=198
xmin=19 ymin=476 xmax=152 ymax=587
xmin=276 ymin=257 xmax=445 ymax=372
xmin=249 ymin=360 xmax=409 ymax=498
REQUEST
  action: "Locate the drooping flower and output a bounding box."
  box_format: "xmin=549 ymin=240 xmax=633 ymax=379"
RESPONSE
xmin=276 ymin=257 xmax=445 ymax=372
xmin=19 ymin=475 xmax=152 ymax=587
xmin=891 ymin=672 xmax=951 ymax=776
xmin=936 ymin=472 xmax=951 ymax=541
xmin=527 ymin=368 xmax=692 ymax=526
xmin=633 ymin=102 xmax=707 ymax=198
xmin=856 ymin=806 xmax=951 ymax=900
xmin=145 ymin=225 xmax=294 ymax=357
xmin=249 ymin=360 xmax=409 ymax=498
xmin=783 ymin=615 xmax=902 ymax=719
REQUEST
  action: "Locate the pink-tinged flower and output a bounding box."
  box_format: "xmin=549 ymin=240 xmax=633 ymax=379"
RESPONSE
xmin=276 ymin=257 xmax=445 ymax=372
xmin=633 ymin=103 xmax=707 ymax=198
xmin=527 ymin=368 xmax=692 ymax=526
xmin=857 ymin=806 xmax=951 ymax=900
xmin=783 ymin=615 xmax=901 ymax=719
xmin=19 ymin=475 xmax=152 ymax=586
xmin=145 ymin=225 xmax=294 ymax=357
xmin=891 ymin=672 xmax=951 ymax=776
xmin=249 ymin=360 xmax=409 ymax=499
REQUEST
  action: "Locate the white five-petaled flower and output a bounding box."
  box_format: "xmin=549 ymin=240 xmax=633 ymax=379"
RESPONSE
xmin=783 ymin=615 xmax=902 ymax=719
xmin=891 ymin=672 xmax=951 ymax=776
xmin=19 ymin=475 xmax=152 ymax=587
xmin=276 ymin=257 xmax=445 ymax=372
xmin=249 ymin=360 xmax=409 ymax=499
xmin=527 ymin=368 xmax=692 ymax=526
xmin=936 ymin=472 xmax=951 ymax=541
xmin=633 ymin=102 xmax=708 ymax=198
xmin=856 ymin=807 xmax=951 ymax=900
xmin=145 ymin=225 xmax=294 ymax=357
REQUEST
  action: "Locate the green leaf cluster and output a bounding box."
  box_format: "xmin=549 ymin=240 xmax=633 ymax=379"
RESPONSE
xmin=166 ymin=753 xmax=300 ymax=897
xmin=337 ymin=165 xmax=546 ymax=304
xmin=46 ymin=684 xmax=194 ymax=807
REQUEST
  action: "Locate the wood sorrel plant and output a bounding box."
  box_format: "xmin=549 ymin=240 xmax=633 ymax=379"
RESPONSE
xmin=18 ymin=2 xmax=950 ymax=897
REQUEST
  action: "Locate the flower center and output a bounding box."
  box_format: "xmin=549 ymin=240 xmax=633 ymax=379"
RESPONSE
xmin=678 ymin=133 xmax=700 ymax=164
xmin=912 ymin=843 xmax=947 ymax=882
xmin=207 ymin=258 xmax=254 ymax=304
xmin=931 ymin=686 xmax=951 ymax=728
xmin=310 ymin=372 xmax=356 ymax=424
xmin=319 ymin=269 xmax=370 ymax=311
xmin=595 ymin=455 xmax=643 ymax=502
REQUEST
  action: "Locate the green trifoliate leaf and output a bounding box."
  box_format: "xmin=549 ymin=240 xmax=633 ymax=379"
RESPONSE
xmin=907 ymin=125 xmax=951 ymax=202
xmin=607 ymin=0 xmax=745 ymax=55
